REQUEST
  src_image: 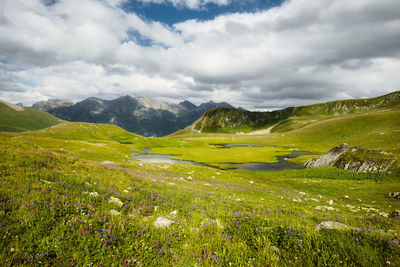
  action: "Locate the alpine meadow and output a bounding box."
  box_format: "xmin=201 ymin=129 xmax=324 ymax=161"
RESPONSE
xmin=1 ymin=0 xmax=400 ymax=266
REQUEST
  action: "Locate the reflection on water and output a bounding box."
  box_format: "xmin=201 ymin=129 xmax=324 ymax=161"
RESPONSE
xmin=130 ymin=144 xmax=311 ymax=171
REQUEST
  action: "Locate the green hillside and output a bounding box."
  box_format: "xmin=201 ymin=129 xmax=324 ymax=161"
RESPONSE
xmin=0 ymin=100 xmax=61 ymax=132
xmin=1 ymin=93 xmax=399 ymax=266
xmin=192 ymin=91 xmax=400 ymax=133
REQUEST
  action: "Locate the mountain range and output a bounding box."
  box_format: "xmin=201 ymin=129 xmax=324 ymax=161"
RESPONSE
xmin=31 ymin=96 xmax=235 ymax=137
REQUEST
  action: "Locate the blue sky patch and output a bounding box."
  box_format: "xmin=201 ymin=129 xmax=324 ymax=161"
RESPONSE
xmin=122 ymin=0 xmax=285 ymax=25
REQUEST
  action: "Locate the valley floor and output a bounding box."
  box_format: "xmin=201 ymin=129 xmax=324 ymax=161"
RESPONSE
xmin=0 ymin=122 xmax=399 ymax=266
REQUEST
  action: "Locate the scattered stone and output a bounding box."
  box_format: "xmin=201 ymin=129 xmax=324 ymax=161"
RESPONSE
xmin=110 ymin=209 xmax=121 ymax=216
xmin=203 ymin=183 xmax=211 ymax=186
xmin=211 ymin=176 xmax=216 ymax=179
xmin=315 ymin=206 xmax=336 ymax=211
xmin=379 ymin=212 xmax=389 ymax=218
xmin=317 ymin=195 xmax=323 ymax=199
xmin=89 ymin=192 xmax=99 ymax=197
xmin=235 ymin=198 xmax=241 ymax=201
xmin=327 ymin=200 xmax=334 ymax=205
xmin=108 ymin=196 xmax=123 ymax=207
xmin=293 ymin=198 xmax=302 ymax=203
xmin=153 ymin=217 xmax=174 ymax=228
xmin=249 ymin=181 xmax=254 ymax=185
xmin=122 ymin=189 xmax=129 ymax=193
xmin=187 ymin=176 xmax=193 ymax=180
xmin=344 ymin=195 xmax=349 ymax=198
xmin=203 ymin=218 xmax=224 ymax=229
xmin=315 ymin=221 xmax=349 ymax=231
xmin=299 ymin=192 xmax=306 ymax=195
xmin=389 ymin=192 xmax=400 ymax=199
xmin=309 ymin=198 xmax=320 ymax=202
xmin=169 ymin=210 xmax=178 ymax=217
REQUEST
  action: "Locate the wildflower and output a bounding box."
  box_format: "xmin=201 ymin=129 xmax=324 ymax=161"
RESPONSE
xmin=355 ymin=237 xmax=359 ymax=242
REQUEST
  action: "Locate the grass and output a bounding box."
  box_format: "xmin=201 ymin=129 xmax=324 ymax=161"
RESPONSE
xmin=1 ymin=106 xmax=400 ymax=265
xmin=0 ymin=101 xmax=61 ymax=132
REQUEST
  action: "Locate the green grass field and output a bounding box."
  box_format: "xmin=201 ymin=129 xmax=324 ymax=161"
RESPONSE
xmin=1 ymin=105 xmax=399 ymax=265
xmin=0 ymin=101 xmax=61 ymax=132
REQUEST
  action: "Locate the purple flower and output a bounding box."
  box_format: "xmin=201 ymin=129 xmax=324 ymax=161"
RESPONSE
xmin=355 ymin=237 xmax=359 ymax=242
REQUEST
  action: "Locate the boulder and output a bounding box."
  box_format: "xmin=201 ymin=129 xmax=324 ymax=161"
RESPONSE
xmin=305 ymin=144 xmax=399 ymax=173
xmin=315 ymin=221 xmax=350 ymax=231
xmin=154 ymin=216 xmax=174 ymax=228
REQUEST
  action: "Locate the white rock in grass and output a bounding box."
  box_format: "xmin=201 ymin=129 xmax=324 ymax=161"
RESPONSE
xmin=315 ymin=221 xmax=349 ymax=231
xmin=327 ymin=200 xmax=334 ymax=205
xmin=89 ymin=192 xmax=99 ymax=197
xmin=293 ymin=198 xmax=302 ymax=203
xmin=110 ymin=209 xmax=121 ymax=216
xmin=122 ymin=189 xmax=129 ymax=193
xmin=154 ymin=217 xmax=174 ymax=228
xmin=315 ymin=206 xmax=335 ymax=211
xmin=109 ymin=196 xmax=123 ymax=207
xmin=170 ymin=210 xmax=178 ymax=217
xmin=249 ymin=181 xmax=254 ymax=184
xmin=299 ymin=192 xmax=306 ymax=195
xmin=379 ymin=212 xmax=389 ymax=218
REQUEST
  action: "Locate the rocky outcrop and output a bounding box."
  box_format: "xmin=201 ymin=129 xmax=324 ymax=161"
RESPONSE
xmin=305 ymin=144 xmax=399 ymax=173
xmin=31 ymin=99 xmax=73 ymax=111
xmin=315 ymin=221 xmax=350 ymax=231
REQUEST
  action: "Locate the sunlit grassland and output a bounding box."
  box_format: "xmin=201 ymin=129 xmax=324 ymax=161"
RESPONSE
xmin=1 ymin=108 xmax=400 ymax=266
xmin=0 ymin=102 xmax=60 ymax=132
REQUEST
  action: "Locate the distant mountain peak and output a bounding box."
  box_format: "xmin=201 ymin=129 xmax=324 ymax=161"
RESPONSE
xmin=179 ymin=100 xmax=197 ymax=110
xmin=31 ymin=99 xmax=73 ymax=111
xmin=44 ymin=95 xmax=239 ymax=137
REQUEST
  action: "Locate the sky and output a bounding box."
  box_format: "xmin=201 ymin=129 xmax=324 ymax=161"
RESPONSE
xmin=0 ymin=0 xmax=399 ymax=110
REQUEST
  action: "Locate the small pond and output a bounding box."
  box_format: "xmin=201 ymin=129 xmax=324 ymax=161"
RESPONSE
xmin=130 ymin=144 xmax=311 ymax=171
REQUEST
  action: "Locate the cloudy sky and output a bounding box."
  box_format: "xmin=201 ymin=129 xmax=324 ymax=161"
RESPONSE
xmin=1 ymin=0 xmax=399 ymax=109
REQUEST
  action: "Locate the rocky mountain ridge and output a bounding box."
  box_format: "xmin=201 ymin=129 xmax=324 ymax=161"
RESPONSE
xmin=33 ymin=96 xmax=235 ymax=137
xmin=31 ymin=99 xmax=73 ymax=111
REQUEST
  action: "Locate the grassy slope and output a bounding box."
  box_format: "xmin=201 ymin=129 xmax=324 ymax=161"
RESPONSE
xmin=1 ymin=94 xmax=400 ymax=265
xmin=192 ymin=91 xmax=400 ymax=134
xmin=169 ymin=109 xmax=400 ymax=168
xmin=1 ymin=121 xmax=399 ymax=266
xmin=0 ymin=101 xmax=61 ymax=132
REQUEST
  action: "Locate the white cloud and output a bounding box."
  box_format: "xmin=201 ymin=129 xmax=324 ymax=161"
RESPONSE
xmin=0 ymin=0 xmax=399 ymax=109
xmin=138 ymin=0 xmax=231 ymax=9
